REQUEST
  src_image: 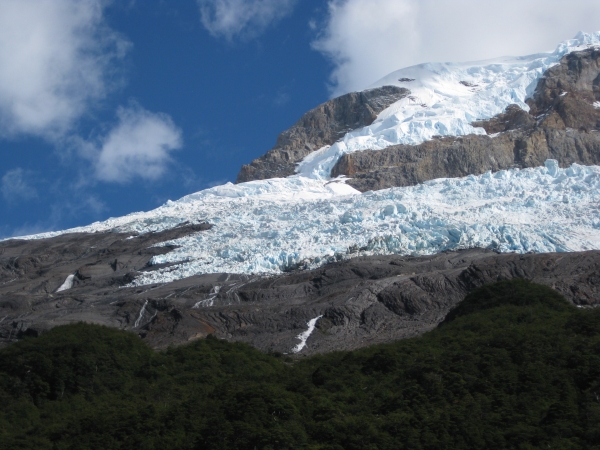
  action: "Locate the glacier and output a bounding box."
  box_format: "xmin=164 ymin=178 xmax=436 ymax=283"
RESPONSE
xmin=296 ymin=31 xmax=600 ymax=179
xmin=130 ymin=161 xmax=600 ymax=285
xmin=21 ymin=161 xmax=600 ymax=286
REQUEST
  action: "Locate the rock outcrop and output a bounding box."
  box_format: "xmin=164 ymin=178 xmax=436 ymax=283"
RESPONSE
xmin=331 ymin=48 xmax=600 ymax=191
xmin=236 ymin=86 xmax=409 ymax=182
xmin=2 ymin=228 xmax=600 ymax=355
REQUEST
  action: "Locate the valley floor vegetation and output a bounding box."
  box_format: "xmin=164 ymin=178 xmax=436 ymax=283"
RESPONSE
xmin=1 ymin=279 xmax=599 ymax=449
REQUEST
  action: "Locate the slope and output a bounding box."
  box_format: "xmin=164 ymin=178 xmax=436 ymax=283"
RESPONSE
xmin=1 ymin=279 xmax=600 ymax=449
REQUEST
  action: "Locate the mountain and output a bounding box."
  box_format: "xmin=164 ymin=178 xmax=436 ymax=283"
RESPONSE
xmin=1 ymin=32 xmax=600 ymax=354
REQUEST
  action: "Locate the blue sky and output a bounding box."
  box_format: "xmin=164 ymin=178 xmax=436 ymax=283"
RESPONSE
xmin=1 ymin=0 xmax=599 ymax=238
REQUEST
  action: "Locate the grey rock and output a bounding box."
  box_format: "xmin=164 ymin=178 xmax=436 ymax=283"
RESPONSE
xmin=1 ymin=228 xmax=599 ymax=355
xmin=331 ymin=48 xmax=600 ymax=191
xmin=236 ymin=86 xmax=409 ymax=182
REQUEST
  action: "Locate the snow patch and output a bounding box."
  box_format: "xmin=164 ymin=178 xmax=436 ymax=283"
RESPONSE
xmin=594 ymin=101 xmax=600 ymax=109
xmin=134 ymin=300 xmax=149 ymax=328
xmin=56 ymin=274 xmax=75 ymax=293
xmin=296 ymin=31 xmax=600 ymax=179
xmin=292 ymin=316 xmax=323 ymax=353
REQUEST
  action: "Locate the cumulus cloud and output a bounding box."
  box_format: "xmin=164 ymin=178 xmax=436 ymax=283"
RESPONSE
xmin=0 ymin=0 xmax=129 ymax=139
xmin=94 ymin=105 xmax=183 ymax=183
xmin=198 ymin=0 xmax=297 ymax=40
xmin=314 ymin=0 xmax=600 ymax=95
xmin=1 ymin=168 xmax=38 ymax=202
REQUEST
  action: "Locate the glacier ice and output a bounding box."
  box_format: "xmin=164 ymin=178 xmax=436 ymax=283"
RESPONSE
xmin=126 ymin=161 xmax=600 ymax=285
xmin=296 ymin=31 xmax=600 ymax=179
xmin=19 ymin=161 xmax=600 ymax=286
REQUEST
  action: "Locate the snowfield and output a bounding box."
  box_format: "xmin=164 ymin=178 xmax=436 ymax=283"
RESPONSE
xmin=297 ymin=31 xmax=600 ymax=179
xmin=23 ymin=161 xmax=600 ymax=286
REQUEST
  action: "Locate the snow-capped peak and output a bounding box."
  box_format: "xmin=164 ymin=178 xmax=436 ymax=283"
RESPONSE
xmin=295 ymin=31 xmax=600 ymax=180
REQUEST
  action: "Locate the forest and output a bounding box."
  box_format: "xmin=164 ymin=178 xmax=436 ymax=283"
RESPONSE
xmin=1 ymin=278 xmax=599 ymax=449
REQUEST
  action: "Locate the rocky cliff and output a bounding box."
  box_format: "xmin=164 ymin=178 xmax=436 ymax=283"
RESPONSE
xmin=236 ymin=85 xmax=409 ymax=182
xmin=331 ymin=48 xmax=600 ymax=191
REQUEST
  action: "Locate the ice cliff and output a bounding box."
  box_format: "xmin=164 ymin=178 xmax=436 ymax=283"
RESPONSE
xmin=22 ymin=161 xmax=600 ymax=286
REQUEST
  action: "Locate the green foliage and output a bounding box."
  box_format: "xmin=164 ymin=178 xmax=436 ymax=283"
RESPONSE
xmin=1 ymin=279 xmax=600 ymax=449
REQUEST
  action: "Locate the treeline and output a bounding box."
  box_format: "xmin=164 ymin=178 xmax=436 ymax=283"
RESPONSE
xmin=1 ymin=279 xmax=600 ymax=449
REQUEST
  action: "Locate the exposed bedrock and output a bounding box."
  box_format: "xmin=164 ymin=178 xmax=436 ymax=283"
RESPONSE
xmin=331 ymin=48 xmax=600 ymax=191
xmin=1 ymin=227 xmax=599 ymax=355
xmin=235 ymin=85 xmax=409 ymax=183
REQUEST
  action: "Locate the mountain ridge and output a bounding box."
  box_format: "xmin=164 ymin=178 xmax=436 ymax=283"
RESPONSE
xmin=332 ymin=47 xmax=600 ymax=191
xmin=236 ymin=85 xmax=409 ymax=182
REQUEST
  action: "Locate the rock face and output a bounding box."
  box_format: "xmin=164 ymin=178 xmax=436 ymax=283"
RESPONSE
xmin=2 ymin=228 xmax=600 ymax=355
xmin=236 ymin=86 xmax=409 ymax=183
xmin=0 ymin=224 xmax=211 ymax=337
xmin=331 ymin=48 xmax=600 ymax=191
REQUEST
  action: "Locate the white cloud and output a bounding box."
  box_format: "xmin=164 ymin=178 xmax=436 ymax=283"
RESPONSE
xmin=0 ymin=1 xmax=186 ymax=186
xmin=94 ymin=105 xmax=183 ymax=183
xmin=314 ymin=0 xmax=600 ymax=95
xmin=0 ymin=0 xmax=129 ymax=139
xmin=198 ymin=0 xmax=297 ymax=40
xmin=1 ymin=168 xmax=38 ymax=202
